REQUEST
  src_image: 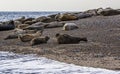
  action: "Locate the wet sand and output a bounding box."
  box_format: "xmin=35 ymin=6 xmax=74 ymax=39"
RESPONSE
xmin=0 ymin=15 xmax=120 ymax=70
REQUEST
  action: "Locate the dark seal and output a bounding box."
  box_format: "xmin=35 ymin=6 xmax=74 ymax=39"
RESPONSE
xmin=0 ymin=20 xmax=15 ymax=31
xmin=30 ymin=36 xmax=50 ymax=46
xmin=4 ymin=34 xmax=18 ymax=40
xmin=55 ymin=33 xmax=87 ymax=44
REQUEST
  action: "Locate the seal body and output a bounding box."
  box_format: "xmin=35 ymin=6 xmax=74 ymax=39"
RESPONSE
xmin=17 ymin=24 xmax=29 ymax=29
xmin=55 ymin=13 xmax=78 ymax=21
xmin=98 ymin=8 xmax=120 ymax=16
xmin=62 ymin=23 xmax=78 ymax=31
xmin=30 ymin=36 xmax=50 ymax=46
xmin=56 ymin=33 xmax=87 ymax=44
xmin=4 ymin=34 xmax=18 ymax=40
xmin=4 ymin=28 xmax=37 ymax=40
xmin=0 ymin=20 xmax=15 ymax=31
xmin=19 ymin=31 xmax=43 ymax=42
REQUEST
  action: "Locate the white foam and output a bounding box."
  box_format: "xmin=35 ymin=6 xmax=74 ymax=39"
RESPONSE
xmin=0 ymin=52 xmax=119 ymax=74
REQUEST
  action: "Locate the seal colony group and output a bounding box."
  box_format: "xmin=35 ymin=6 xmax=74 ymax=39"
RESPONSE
xmin=1 ymin=7 xmax=120 ymax=46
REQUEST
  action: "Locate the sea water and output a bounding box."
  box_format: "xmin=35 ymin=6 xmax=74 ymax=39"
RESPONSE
xmin=0 ymin=52 xmax=119 ymax=74
xmin=0 ymin=12 xmax=120 ymax=74
xmin=0 ymin=12 xmax=58 ymax=22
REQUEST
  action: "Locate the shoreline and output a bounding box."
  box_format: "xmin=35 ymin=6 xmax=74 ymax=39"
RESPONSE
xmin=0 ymin=9 xmax=120 ymax=70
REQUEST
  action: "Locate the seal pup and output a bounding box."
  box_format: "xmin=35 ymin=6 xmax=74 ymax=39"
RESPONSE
xmin=30 ymin=36 xmax=50 ymax=46
xmin=55 ymin=33 xmax=88 ymax=44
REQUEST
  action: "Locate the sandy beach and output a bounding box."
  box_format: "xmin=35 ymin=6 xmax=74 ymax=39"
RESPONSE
xmin=0 ymin=13 xmax=120 ymax=70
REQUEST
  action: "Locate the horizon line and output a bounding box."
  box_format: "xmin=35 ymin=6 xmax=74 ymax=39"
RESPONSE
xmin=0 ymin=10 xmax=82 ymax=12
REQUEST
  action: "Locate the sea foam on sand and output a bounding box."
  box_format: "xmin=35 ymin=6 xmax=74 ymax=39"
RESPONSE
xmin=0 ymin=52 xmax=119 ymax=74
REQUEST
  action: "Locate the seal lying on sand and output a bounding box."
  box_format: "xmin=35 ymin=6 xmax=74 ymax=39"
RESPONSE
xmin=0 ymin=20 xmax=15 ymax=31
xmin=15 ymin=16 xmax=25 ymax=23
xmin=98 ymin=8 xmax=120 ymax=16
xmin=4 ymin=34 xmax=18 ymax=40
xmin=4 ymin=28 xmax=37 ymax=40
xmin=19 ymin=31 xmax=43 ymax=42
xmin=23 ymin=22 xmax=46 ymax=30
xmin=14 ymin=28 xmax=37 ymax=35
xmin=62 ymin=23 xmax=78 ymax=31
xmin=55 ymin=13 xmax=78 ymax=21
xmin=30 ymin=36 xmax=50 ymax=46
xmin=17 ymin=24 xmax=29 ymax=29
xmin=55 ymin=33 xmax=87 ymax=44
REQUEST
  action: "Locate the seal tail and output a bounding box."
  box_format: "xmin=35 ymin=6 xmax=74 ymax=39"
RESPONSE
xmin=4 ymin=37 xmax=8 ymax=40
xmin=79 ymin=37 xmax=88 ymax=42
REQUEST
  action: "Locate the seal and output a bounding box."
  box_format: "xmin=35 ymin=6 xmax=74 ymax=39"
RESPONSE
xmin=99 ymin=8 xmax=120 ymax=16
xmin=45 ymin=22 xmax=64 ymax=28
xmin=23 ymin=22 xmax=46 ymax=30
xmin=4 ymin=34 xmax=18 ymax=40
xmin=0 ymin=20 xmax=15 ymax=31
xmin=4 ymin=28 xmax=37 ymax=40
xmin=19 ymin=31 xmax=43 ymax=42
xmin=62 ymin=23 xmax=78 ymax=31
xmin=55 ymin=13 xmax=78 ymax=21
xmin=22 ymin=17 xmax=35 ymax=23
xmin=35 ymin=16 xmax=53 ymax=23
xmin=24 ymin=20 xmax=37 ymax=25
xmin=17 ymin=24 xmax=29 ymax=29
xmin=30 ymin=36 xmax=50 ymax=46
xmin=14 ymin=21 xmax=22 ymax=28
xmin=14 ymin=28 xmax=37 ymax=35
xmin=55 ymin=33 xmax=88 ymax=44
xmin=15 ymin=16 xmax=25 ymax=23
